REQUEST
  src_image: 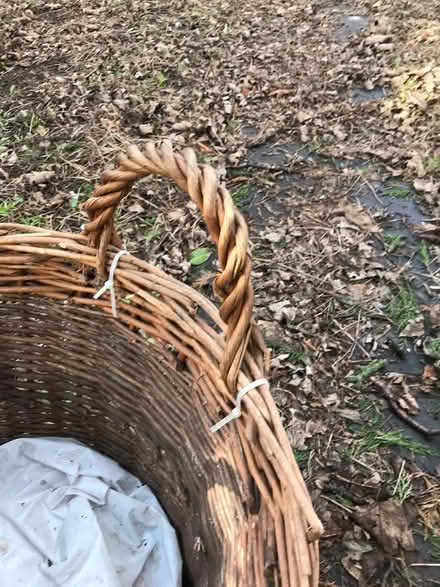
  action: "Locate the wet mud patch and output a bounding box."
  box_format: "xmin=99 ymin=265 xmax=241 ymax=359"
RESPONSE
xmin=247 ymin=136 xmax=370 ymax=172
xmin=351 ymin=85 xmax=391 ymax=105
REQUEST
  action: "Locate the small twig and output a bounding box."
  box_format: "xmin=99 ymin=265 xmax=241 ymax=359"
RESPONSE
xmin=323 ymin=430 xmax=334 ymax=459
xmin=373 ymin=378 xmax=440 ymax=436
xmin=321 ymin=494 xmax=353 ymax=514
xmin=333 ymin=346 xmax=353 ymax=368
xmin=363 ymin=178 xmax=384 ymax=206
xmin=333 ymin=318 xmax=371 ymax=359
xmin=351 ymin=455 xmax=380 ymax=474
xmin=381 ymin=560 xmax=394 ymax=587
xmin=335 ymin=473 xmax=383 ymax=491
xmin=344 ymin=174 xmax=362 ymax=197
xmin=411 ymin=269 xmax=440 ymax=283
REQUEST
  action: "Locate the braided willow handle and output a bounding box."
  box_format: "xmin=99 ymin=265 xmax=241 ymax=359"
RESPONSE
xmin=82 ymin=141 xmax=257 ymax=390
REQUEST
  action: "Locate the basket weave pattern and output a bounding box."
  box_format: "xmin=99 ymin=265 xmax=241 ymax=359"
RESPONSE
xmin=0 ymin=141 xmax=323 ymax=586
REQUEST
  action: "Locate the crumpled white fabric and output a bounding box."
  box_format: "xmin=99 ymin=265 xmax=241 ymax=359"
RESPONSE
xmin=0 ymin=437 xmax=182 ymax=587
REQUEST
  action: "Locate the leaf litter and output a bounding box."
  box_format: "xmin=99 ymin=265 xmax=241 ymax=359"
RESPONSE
xmin=1 ymin=0 xmax=440 ymax=585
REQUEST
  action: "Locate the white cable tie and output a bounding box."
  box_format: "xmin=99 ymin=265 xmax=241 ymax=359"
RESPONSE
xmin=93 ymin=250 xmax=128 ymax=317
xmin=211 ymin=378 xmax=268 ymax=433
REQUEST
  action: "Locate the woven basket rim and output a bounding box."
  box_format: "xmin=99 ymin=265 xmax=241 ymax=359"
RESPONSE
xmin=0 ymin=141 xmax=323 ymax=587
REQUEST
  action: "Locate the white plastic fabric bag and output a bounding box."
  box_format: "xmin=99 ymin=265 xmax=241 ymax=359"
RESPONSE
xmin=0 ymin=437 xmax=182 ymax=587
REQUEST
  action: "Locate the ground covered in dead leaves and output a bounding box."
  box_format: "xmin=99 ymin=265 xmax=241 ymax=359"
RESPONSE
xmin=1 ymin=0 xmax=440 ymax=585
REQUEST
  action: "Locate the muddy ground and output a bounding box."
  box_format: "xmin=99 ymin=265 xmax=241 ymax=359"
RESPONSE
xmin=1 ymin=1 xmax=440 ymax=585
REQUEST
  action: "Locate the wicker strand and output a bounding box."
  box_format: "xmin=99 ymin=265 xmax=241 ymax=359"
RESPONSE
xmin=0 ymin=141 xmax=323 ymax=586
xmin=82 ymin=141 xmax=260 ymax=391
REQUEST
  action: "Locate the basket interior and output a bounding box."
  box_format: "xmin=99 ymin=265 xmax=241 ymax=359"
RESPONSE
xmin=0 ymin=296 xmax=246 ymax=586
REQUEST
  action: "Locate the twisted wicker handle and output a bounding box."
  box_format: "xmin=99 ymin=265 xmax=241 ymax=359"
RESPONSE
xmin=82 ymin=141 xmax=257 ymax=390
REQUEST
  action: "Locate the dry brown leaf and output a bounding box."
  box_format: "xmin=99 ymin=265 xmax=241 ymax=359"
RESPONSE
xmin=192 ymin=271 xmax=216 ymax=289
xmin=269 ymin=88 xmax=295 ymax=97
xmin=414 ymin=223 xmax=440 ymax=244
xmin=413 ymin=178 xmax=439 ymax=194
xmin=48 ymin=191 xmax=69 ymax=207
xmin=196 ymin=142 xmax=216 ymax=154
xmin=399 ymin=315 xmax=424 ymax=337
xmin=347 ymin=283 xmax=373 ymax=299
xmin=353 ymin=500 xmax=415 ymax=554
xmin=407 ymin=151 xmax=426 ymax=177
xmin=408 ymin=91 xmax=428 ymax=111
xmin=396 ymin=389 xmax=419 ymax=414
xmin=128 ymin=202 xmax=144 ymax=214
xmin=228 ymin=176 xmax=251 ymax=184
xmin=300 ymin=125 xmax=310 ymax=142
xmin=296 ymin=109 xmax=313 ymax=123
xmin=426 ymin=304 xmax=440 ymax=325
xmin=365 ymin=33 xmax=390 ymax=45
xmin=172 ymin=120 xmax=193 ymax=131
xmin=332 ymin=124 xmax=347 ymax=141
xmin=167 ymin=208 xmax=185 ymax=222
xmin=423 ymin=365 xmax=437 ymax=380
xmin=414 ymin=222 xmax=439 ymax=234
xmin=342 ymin=203 xmax=379 ymax=233
xmin=138 ymin=124 xmax=153 ymax=136
xmin=425 ymin=71 xmax=435 ymax=94
xmin=23 ymin=170 xmax=55 ymax=185
xmin=264 ymin=229 xmax=286 ymax=243
xmin=342 ymin=532 xmax=373 ymax=581
xmin=364 ymin=147 xmax=397 ymax=160
xmin=341 ymin=552 xmax=362 ymax=581
xmin=339 ymin=409 xmax=362 ymax=422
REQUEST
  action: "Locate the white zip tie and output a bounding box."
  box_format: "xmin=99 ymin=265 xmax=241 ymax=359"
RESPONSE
xmin=211 ymin=378 xmax=268 ymax=433
xmin=94 ymin=250 xmax=128 ymax=318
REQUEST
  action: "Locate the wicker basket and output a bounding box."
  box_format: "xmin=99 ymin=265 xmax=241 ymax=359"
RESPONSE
xmin=0 ymin=141 xmax=323 ymax=586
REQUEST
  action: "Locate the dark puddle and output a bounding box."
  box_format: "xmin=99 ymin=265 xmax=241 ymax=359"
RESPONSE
xmin=386 ymin=349 xmax=426 ymax=377
xmin=385 ymin=406 xmax=440 ymax=472
xmin=357 ymin=183 xmax=426 ymax=224
xmin=242 ymin=180 xmax=304 ymax=231
xmin=247 ymin=137 xmax=368 ymax=171
xmin=357 ymin=183 xmax=439 ymax=300
xmin=352 ymin=86 xmax=391 ymax=105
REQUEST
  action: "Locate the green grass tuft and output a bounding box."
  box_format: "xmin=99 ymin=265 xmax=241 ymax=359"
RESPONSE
xmin=231 ymin=183 xmax=249 ymax=207
xmin=352 ymin=417 xmax=437 ymax=457
xmin=383 ymin=232 xmax=405 ymax=252
xmin=347 ymin=359 xmax=386 ymax=385
xmin=383 ymin=185 xmax=411 ymax=198
xmin=387 ymin=287 xmax=419 ymax=331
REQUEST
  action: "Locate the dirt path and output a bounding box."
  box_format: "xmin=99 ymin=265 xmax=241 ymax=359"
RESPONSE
xmin=1 ymin=1 xmax=439 ymax=585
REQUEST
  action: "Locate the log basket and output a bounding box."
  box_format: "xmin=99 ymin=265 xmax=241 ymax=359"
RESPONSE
xmin=0 ymin=141 xmax=323 ymax=586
